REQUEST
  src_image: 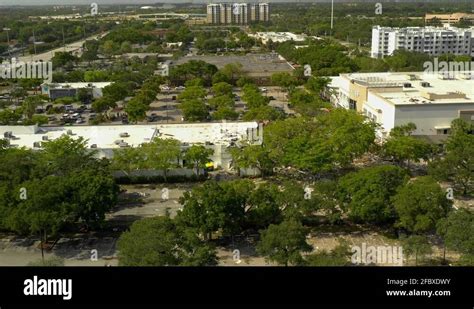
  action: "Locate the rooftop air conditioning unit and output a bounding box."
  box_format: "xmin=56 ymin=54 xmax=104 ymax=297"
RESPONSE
xmin=42 ymin=135 xmax=49 ymax=141
xmin=90 ymin=144 xmax=97 ymax=148
xmin=119 ymin=132 xmax=130 ymax=138
xmin=421 ymin=82 xmax=431 ymax=87
xmin=403 ymin=83 xmax=412 ymax=88
xmin=33 ymin=141 xmax=42 ymax=148
xmin=3 ymin=131 xmax=12 ymax=138
xmin=67 ymin=129 xmax=73 ymax=135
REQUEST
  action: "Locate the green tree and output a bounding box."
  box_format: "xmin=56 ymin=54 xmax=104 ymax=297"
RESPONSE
xmin=401 ymin=235 xmax=433 ymax=266
xmin=305 ymin=76 xmax=330 ymax=94
xmin=242 ymin=84 xmax=270 ymax=109
xmin=208 ymin=95 xmax=234 ymax=110
xmin=125 ymin=99 xmax=148 ymax=123
xmin=0 ymin=109 xmax=22 ymax=125
xmin=22 ymin=96 xmax=43 ymax=120
xmin=37 ymin=135 xmax=94 ymax=176
xmin=230 ymin=145 xmax=273 ymax=177
xmin=271 ymin=72 xmax=298 ymax=92
xmin=183 ymin=145 xmax=214 ymax=176
xmin=212 ymin=106 xmax=238 ymax=120
xmin=429 ymin=119 xmax=474 ymax=196
xmin=242 ymin=106 xmax=284 ymax=122
xmin=212 ymin=82 xmax=233 ymax=97
xmin=256 ymin=219 xmax=312 ymax=266
xmin=77 ymin=88 xmax=93 ymax=104
xmin=92 ymin=96 xmax=117 ymax=113
xmin=7 ymin=176 xmax=70 ymax=261
xmin=51 ymin=52 xmax=76 ymax=68
xmin=177 ymin=180 xmax=249 ymax=239
xmin=180 ymin=99 xmax=209 ymax=122
xmin=11 ymin=87 xmax=27 ymax=104
xmin=111 ymin=147 xmax=146 ymax=174
xmin=393 ymin=176 xmax=452 ymax=233
xmin=117 ymin=216 xmax=217 ymax=266
xmin=142 ymin=138 xmax=181 ymax=181
xmin=383 ymin=124 xmax=433 ymax=167
xmin=178 ymin=85 xmax=207 ymax=102
xmin=337 ymin=165 xmax=409 ymax=225
xmin=264 ymin=109 xmax=375 ymax=173
xmin=437 ymin=209 xmax=474 ymax=265
xmin=246 ymin=184 xmax=283 ymax=229
xmin=102 ymin=82 xmax=131 ymax=102
xmin=28 ymin=115 xmax=49 ymax=125
xmin=66 ymin=167 xmax=119 ymax=229
xmin=288 ymin=88 xmax=331 ymax=117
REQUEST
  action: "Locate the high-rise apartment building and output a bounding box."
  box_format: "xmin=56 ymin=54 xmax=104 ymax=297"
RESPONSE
xmin=371 ymin=25 xmax=474 ymax=58
xmin=206 ymin=3 xmax=269 ymax=25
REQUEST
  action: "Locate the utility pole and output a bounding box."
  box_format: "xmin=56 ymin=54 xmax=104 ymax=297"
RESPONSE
xmin=32 ymin=29 xmax=37 ymax=55
xmin=330 ymin=0 xmax=334 ymax=35
xmin=62 ymin=26 xmax=66 ymax=51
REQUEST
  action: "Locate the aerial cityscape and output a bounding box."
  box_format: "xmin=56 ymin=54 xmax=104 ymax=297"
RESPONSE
xmin=0 ymin=0 xmax=472 ymax=277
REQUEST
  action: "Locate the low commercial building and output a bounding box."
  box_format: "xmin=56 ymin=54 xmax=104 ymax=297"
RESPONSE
xmin=41 ymin=82 xmax=112 ymax=100
xmin=328 ymin=72 xmax=474 ymax=139
xmin=425 ymin=13 xmax=474 ymax=25
xmin=249 ymin=32 xmax=307 ymax=45
xmin=0 ymin=122 xmax=261 ymax=171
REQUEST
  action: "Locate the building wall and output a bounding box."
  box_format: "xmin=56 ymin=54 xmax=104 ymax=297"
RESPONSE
xmin=364 ymin=92 xmax=396 ymax=138
xmin=348 ymin=82 xmax=368 ymax=112
xmin=394 ymin=102 xmax=474 ymax=135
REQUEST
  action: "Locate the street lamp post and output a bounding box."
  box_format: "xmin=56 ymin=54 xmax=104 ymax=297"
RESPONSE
xmin=3 ymin=27 xmax=11 ymax=56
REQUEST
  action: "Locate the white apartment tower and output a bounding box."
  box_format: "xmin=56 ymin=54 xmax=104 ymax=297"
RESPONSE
xmin=207 ymin=3 xmax=270 ymax=25
xmin=371 ymin=25 xmax=474 ymax=58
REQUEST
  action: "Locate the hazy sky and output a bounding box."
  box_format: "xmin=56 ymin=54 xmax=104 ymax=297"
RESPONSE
xmin=0 ymin=0 xmax=459 ymax=5
xmin=0 ymin=0 xmax=189 ymax=5
xmin=0 ymin=0 xmax=334 ymax=5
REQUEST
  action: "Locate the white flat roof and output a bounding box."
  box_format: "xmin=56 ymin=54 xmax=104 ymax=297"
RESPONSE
xmin=339 ymin=72 xmax=474 ymax=105
xmin=1 ymin=122 xmax=258 ymax=150
xmin=43 ymin=82 xmax=112 ymax=89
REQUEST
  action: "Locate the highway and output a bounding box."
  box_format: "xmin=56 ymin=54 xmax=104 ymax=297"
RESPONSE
xmin=17 ymin=32 xmax=108 ymax=63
